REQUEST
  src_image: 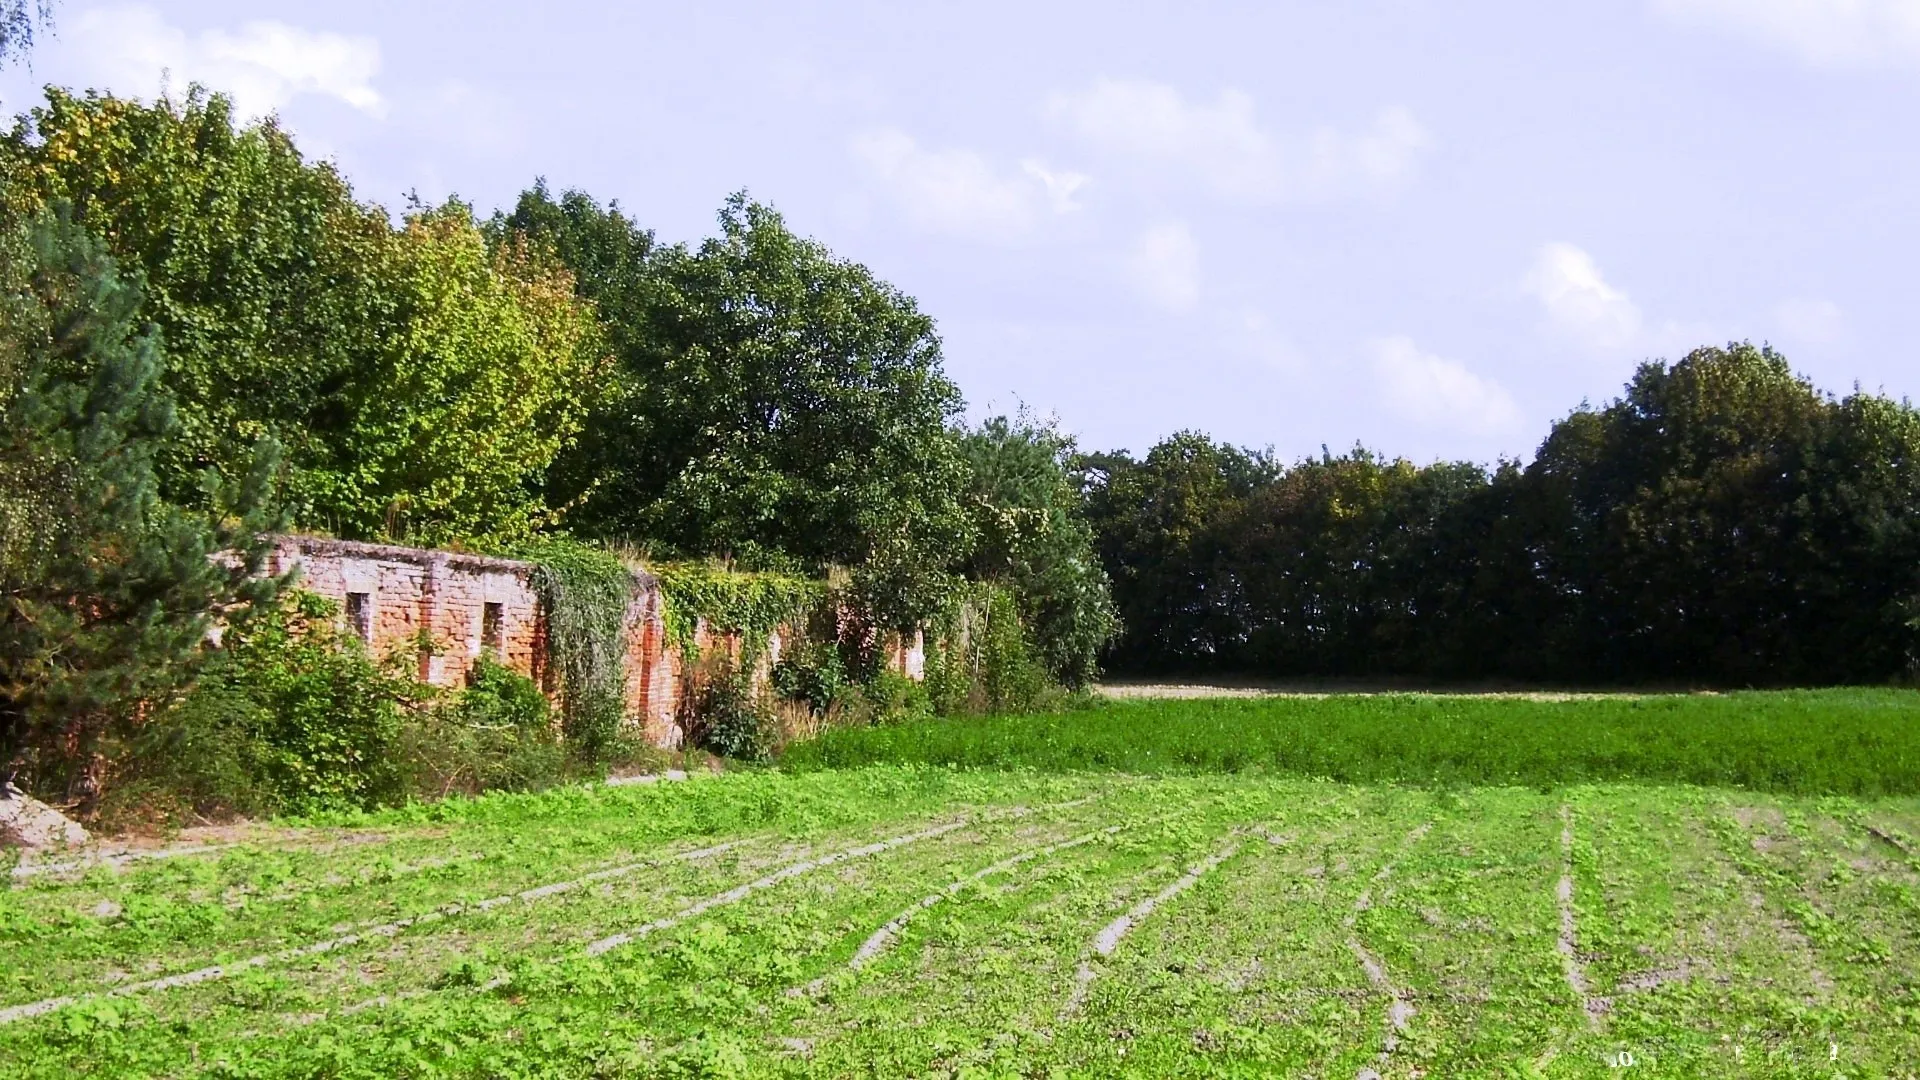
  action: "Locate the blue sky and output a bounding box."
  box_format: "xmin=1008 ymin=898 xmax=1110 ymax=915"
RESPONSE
xmin=4 ymin=1 xmax=1917 ymax=463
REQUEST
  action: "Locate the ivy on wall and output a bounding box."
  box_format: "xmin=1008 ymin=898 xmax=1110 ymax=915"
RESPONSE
xmin=516 ymin=539 xmax=633 ymax=759
xmin=653 ymin=563 xmax=823 ymax=665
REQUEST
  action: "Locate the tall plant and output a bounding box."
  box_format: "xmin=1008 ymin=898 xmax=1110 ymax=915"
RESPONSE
xmin=518 ymin=539 xmax=633 ymax=760
xmin=0 ymin=208 xmax=281 ymax=806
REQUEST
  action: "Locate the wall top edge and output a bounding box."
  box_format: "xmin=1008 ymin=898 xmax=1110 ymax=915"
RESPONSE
xmin=271 ymin=534 xmax=660 ymax=589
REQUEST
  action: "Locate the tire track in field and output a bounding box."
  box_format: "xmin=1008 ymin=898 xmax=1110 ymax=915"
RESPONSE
xmin=585 ymin=822 xmax=969 ymax=955
xmin=1063 ymin=835 xmax=1244 ymax=1015
xmin=1716 ymin=807 xmax=1851 ymax=1000
xmin=1347 ymin=821 xmax=1431 ymax=1080
xmin=583 ymin=799 xmax=1105 ymax=958
xmin=788 ymin=825 xmax=1127 ymax=999
xmin=0 ymin=838 xmax=751 ymax=1026
xmin=1555 ymin=804 xmax=1604 ymax=1028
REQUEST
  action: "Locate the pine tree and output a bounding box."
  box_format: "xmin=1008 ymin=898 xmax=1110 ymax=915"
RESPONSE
xmin=0 ymin=208 xmax=282 ymax=809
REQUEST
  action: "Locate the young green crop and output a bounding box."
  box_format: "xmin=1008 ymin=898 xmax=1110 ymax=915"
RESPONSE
xmin=9 ymin=693 xmax=1920 ymax=1076
xmin=786 ymin=689 xmax=1920 ymax=795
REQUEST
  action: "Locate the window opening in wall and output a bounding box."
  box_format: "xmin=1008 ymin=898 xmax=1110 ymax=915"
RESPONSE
xmin=481 ymin=602 xmax=504 ymax=655
xmin=346 ymin=592 xmax=372 ymax=643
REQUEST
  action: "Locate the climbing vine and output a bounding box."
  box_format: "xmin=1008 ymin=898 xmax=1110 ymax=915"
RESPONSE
xmin=653 ymin=563 xmax=824 ymax=665
xmin=516 ymin=538 xmax=633 ymax=760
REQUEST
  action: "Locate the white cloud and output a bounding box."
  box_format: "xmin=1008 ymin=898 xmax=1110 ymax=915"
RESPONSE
xmin=1126 ymin=222 xmax=1201 ymax=313
xmin=1774 ymin=297 xmax=1846 ymax=343
xmin=1652 ymin=0 xmax=1920 ymax=69
xmin=1521 ymin=242 xmax=1644 ymax=350
xmin=1021 ymin=159 xmax=1090 ymax=213
xmin=66 ymin=5 xmax=384 ymax=119
xmin=1047 ymin=78 xmax=1431 ymax=201
xmin=1369 ymin=336 xmax=1521 ymax=433
xmin=850 ymin=130 xmax=1082 ymax=241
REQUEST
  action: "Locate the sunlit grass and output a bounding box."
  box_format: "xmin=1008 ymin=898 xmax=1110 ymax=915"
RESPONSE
xmin=786 ymin=689 xmax=1920 ymax=794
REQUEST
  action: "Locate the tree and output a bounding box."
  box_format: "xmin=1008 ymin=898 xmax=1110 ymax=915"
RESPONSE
xmin=0 ymin=89 xmax=601 ymax=546
xmin=1227 ymin=451 xmax=1490 ymax=677
xmin=0 ymin=208 xmax=280 ymax=807
xmin=1082 ymin=433 xmax=1277 ymax=671
xmin=499 ymin=187 xmax=971 ymax=623
xmin=957 ymin=414 xmax=1117 ymax=686
xmin=1523 ymin=343 xmax=1920 ymax=683
xmin=0 ymin=0 xmax=51 ymax=67
xmin=312 ymin=201 xmax=602 ymax=546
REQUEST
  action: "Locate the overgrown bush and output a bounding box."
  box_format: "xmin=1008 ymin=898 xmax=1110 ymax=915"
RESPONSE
xmin=771 ymin=634 xmax=849 ymax=717
xmin=401 ymin=658 xmax=569 ymax=798
xmin=857 ymin=668 xmax=933 ymax=724
xmin=684 ymin=657 xmax=778 ymax=763
xmin=149 ymin=591 xmax=410 ymax=817
xmin=923 ymin=584 xmax=1051 ymax=716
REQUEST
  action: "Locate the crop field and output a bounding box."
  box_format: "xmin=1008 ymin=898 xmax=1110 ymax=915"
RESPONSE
xmin=7 ymin=693 xmax=1920 ymax=1078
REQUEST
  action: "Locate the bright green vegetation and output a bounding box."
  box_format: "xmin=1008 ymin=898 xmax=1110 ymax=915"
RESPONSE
xmin=7 ymin=693 xmax=1920 ymax=1077
xmin=789 ymin=689 xmax=1920 ymax=795
xmin=0 ymin=94 xmax=1117 ymax=816
xmin=0 ymin=775 xmax=1910 ymax=1077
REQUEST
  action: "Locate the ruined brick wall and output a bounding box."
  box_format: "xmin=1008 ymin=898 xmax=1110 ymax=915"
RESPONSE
xmin=267 ymin=537 xmax=546 ymax=689
xmin=268 ymin=536 xmax=924 ymax=750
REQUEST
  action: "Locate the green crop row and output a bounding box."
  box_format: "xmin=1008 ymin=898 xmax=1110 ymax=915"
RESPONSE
xmin=784 ymin=689 xmax=1920 ymax=795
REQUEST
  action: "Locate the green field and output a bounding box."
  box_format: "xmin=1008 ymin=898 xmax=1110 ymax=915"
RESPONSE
xmin=6 ymin=693 xmax=1920 ymax=1077
xmin=788 ymin=689 xmax=1920 ymax=794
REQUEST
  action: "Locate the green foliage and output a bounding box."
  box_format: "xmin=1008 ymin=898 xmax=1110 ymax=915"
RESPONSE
xmin=163 ymin=591 xmax=409 ymax=815
xmin=402 ymin=658 xmax=568 ymax=797
xmin=654 ymin=562 xmax=822 ymax=663
xmin=488 ymin=179 xmax=655 ymax=365
xmin=684 ymin=658 xmax=777 ymax=763
xmin=315 ymin=202 xmax=602 ymax=546
xmin=1081 ymin=432 xmax=1279 ymax=673
xmin=769 ymin=634 xmax=849 ymax=717
xmin=787 ymin=688 xmax=1920 ymax=794
xmin=957 ymin=413 xmax=1118 ymax=687
xmin=0 ymin=88 xmax=601 ymax=547
xmin=0 ymin=207 xmax=281 ymax=807
xmin=496 ymin=187 xmax=971 ymax=627
xmin=1089 ymin=345 xmax=1920 ymax=686
xmin=516 ymin=538 xmax=633 ymax=761
xmin=921 ymin=583 xmax=1051 ymax=716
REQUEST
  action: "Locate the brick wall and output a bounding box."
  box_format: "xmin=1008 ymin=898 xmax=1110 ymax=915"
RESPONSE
xmin=266 ymin=536 xmax=924 ymax=749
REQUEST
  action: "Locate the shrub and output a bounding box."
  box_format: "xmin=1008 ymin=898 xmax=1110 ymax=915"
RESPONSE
xmin=923 ymin=584 xmax=1050 ymax=717
xmin=684 ymin=657 xmax=777 ymax=763
xmin=771 ymin=635 xmax=849 ymax=717
xmin=401 ymin=658 xmax=569 ymax=798
xmin=145 ymin=591 xmax=410 ymax=816
xmin=857 ymin=668 xmax=932 ymax=724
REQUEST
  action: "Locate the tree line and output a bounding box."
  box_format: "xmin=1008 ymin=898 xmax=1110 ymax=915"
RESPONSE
xmin=3 ymin=75 xmax=1915 ymax=821
xmin=0 ymin=87 xmax=1116 ymax=812
xmin=1085 ymin=345 xmax=1920 ymax=685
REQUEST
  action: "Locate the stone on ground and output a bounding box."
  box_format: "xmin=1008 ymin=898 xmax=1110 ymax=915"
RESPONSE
xmin=0 ymin=783 xmax=89 ymax=850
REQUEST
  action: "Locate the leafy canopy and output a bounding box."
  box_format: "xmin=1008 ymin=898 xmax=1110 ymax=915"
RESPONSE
xmin=497 ymin=186 xmax=971 ymax=624
xmin=0 ymin=88 xmax=601 ymax=547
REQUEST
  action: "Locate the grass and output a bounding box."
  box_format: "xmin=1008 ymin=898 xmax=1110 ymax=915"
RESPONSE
xmin=785 ymin=688 xmax=1920 ymax=794
xmin=5 ymin=691 xmax=1920 ymax=1076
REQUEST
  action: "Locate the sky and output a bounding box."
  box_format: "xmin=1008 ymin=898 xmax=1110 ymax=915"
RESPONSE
xmin=3 ymin=0 xmax=1917 ymax=463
